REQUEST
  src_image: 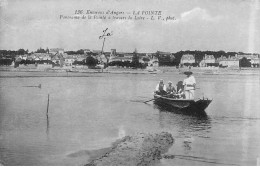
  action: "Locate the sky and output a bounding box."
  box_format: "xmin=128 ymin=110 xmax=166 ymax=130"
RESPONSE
xmin=0 ymin=0 xmax=259 ymax=53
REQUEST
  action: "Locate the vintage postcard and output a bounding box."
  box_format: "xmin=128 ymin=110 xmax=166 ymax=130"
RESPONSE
xmin=0 ymin=0 xmax=259 ymax=166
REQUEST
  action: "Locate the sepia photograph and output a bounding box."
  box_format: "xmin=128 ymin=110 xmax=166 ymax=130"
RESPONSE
xmin=0 ymin=0 xmax=259 ymax=166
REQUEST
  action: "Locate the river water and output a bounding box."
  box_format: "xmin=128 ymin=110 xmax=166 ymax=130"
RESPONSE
xmin=0 ymin=71 xmax=259 ymax=166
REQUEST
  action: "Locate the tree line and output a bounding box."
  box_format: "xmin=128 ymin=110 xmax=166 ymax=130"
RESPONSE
xmin=0 ymin=49 xmax=29 ymax=57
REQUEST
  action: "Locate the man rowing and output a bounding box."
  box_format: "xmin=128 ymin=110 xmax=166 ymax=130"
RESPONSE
xmin=183 ymin=71 xmax=196 ymax=99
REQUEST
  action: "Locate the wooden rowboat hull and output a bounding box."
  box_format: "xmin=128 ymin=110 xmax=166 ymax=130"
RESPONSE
xmin=154 ymin=94 xmax=212 ymax=113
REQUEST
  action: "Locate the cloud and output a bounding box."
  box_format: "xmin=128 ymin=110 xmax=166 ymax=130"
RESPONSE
xmin=180 ymin=7 xmax=222 ymax=22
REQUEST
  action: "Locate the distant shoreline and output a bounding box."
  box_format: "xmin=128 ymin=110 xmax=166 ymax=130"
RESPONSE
xmin=0 ymin=66 xmax=259 ymax=77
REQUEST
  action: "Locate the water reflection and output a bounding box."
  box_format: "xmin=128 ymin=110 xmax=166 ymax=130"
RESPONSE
xmin=46 ymin=113 xmax=49 ymax=137
xmin=183 ymin=140 xmax=192 ymax=152
xmin=117 ymin=125 xmax=126 ymax=138
xmin=154 ymin=103 xmax=211 ymax=136
xmin=155 ymin=103 xmax=213 ymax=162
xmin=153 ymin=102 xmax=208 ymax=117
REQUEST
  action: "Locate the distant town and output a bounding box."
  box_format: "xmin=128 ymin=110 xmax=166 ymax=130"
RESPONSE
xmin=0 ymin=48 xmax=259 ymax=71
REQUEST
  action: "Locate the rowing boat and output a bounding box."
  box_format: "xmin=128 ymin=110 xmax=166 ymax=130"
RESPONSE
xmin=153 ymin=94 xmax=212 ymax=113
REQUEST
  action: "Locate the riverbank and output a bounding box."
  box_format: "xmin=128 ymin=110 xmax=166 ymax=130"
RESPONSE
xmin=0 ymin=66 xmax=259 ymax=77
xmin=86 ymin=132 xmax=174 ymax=166
xmin=159 ymin=66 xmax=260 ymax=75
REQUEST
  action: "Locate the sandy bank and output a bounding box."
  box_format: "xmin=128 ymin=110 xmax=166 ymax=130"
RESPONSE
xmin=86 ymin=132 xmax=174 ymax=166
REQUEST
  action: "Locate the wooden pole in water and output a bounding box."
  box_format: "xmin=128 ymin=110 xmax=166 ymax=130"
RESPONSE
xmin=46 ymin=94 xmax=50 ymax=135
xmin=47 ymin=94 xmax=50 ymax=114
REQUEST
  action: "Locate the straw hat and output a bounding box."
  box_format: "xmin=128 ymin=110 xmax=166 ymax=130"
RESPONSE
xmin=168 ymin=81 xmax=172 ymax=84
xmin=183 ymin=71 xmax=193 ymax=75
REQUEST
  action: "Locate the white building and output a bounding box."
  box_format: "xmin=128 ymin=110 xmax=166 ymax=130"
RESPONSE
xmin=64 ymin=56 xmax=75 ymax=66
xmin=200 ymin=54 xmax=216 ymax=67
xmin=180 ymin=54 xmax=195 ymax=65
xmin=148 ymin=58 xmax=159 ymax=67
xmin=217 ymin=56 xmax=239 ymax=67
xmin=250 ymin=58 xmax=259 ymax=67
xmin=31 ymin=53 xmax=51 ymax=60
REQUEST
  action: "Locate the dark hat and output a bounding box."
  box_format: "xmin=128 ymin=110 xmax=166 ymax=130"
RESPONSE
xmin=177 ymin=81 xmax=183 ymax=85
xmin=177 ymin=81 xmax=183 ymax=87
xmin=183 ymin=71 xmax=193 ymax=75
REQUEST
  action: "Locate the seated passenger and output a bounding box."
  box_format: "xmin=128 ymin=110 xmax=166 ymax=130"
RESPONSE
xmin=155 ymin=79 xmax=167 ymax=95
xmin=166 ymin=81 xmax=176 ymax=97
xmin=175 ymin=81 xmax=185 ymax=99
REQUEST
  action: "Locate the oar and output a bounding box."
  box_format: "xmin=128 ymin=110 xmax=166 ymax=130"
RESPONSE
xmin=143 ymin=98 xmax=157 ymax=103
xmin=23 ymin=84 xmax=41 ymax=88
xmin=143 ymin=94 xmax=170 ymax=104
